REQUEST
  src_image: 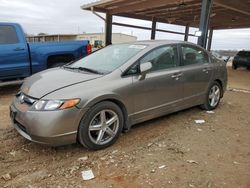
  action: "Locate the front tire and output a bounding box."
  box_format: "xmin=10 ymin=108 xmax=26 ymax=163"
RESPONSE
xmin=78 ymin=101 xmax=124 ymax=150
xmin=201 ymin=81 xmax=222 ymax=110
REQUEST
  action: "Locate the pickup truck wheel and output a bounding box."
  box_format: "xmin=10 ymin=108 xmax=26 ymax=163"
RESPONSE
xmin=78 ymin=101 xmax=124 ymax=150
xmin=201 ymin=81 xmax=221 ymax=111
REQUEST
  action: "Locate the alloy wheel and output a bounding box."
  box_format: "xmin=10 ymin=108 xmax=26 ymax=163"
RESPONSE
xmin=88 ymin=109 xmax=119 ymax=145
xmin=209 ymin=85 xmax=220 ymax=107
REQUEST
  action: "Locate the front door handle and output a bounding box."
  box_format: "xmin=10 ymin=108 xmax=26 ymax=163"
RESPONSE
xmin=171 ymin=72 xmax=183 ymax=80
xmin=202 ymin=68 xmax=211 ymax=73
xmin=14 ymin=47 xmax=25 ymax=51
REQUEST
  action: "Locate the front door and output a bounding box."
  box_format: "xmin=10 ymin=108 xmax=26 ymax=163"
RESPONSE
xmin=0 ymin=25 xmax=30 ymax=80
xmin=129 ymin=45 xmax=183 ymax=123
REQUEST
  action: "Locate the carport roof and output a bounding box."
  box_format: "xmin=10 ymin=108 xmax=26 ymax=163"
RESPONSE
xmin=81 ymin=0 xmax=250 ymax=29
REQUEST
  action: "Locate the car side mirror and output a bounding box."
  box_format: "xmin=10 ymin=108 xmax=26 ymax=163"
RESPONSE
xmin=224 ymin=56 xmax=230 ymax=63
xmin=139 ymin=62 xmax=152 ymax=80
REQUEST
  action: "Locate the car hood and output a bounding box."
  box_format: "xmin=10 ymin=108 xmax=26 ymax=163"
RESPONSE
xmin=21 ymin=68 xmax=102 ymax=98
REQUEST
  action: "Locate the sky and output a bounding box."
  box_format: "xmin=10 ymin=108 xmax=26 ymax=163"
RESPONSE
xmin=0 ymin=0 xmax=249 ymax=50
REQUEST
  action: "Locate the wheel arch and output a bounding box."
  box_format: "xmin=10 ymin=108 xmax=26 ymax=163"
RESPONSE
xmin=82 ymin=96 xmax=129 ymax=131
xmin=47 ymin=53 xmax=75 ymax=68
xmin=214 ymin=79 xmax=224 ymax=97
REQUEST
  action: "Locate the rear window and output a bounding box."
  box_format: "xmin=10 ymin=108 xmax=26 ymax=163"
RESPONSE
xmin=0 ymin=26 xmax=19 ymax=44
xmin=237 ymin=51 xmax=250 ymax=57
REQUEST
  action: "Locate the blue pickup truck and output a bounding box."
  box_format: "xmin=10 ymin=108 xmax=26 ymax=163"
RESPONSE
xmin=0 ymin=23 xmax=91 ymax=82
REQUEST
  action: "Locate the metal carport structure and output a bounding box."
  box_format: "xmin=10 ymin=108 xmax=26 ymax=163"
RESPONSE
xmin=81 ymin=0 xmax=250 ymax=50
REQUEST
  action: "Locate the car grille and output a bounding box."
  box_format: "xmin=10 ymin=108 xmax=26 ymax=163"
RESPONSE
xmin=16 ymin=121 xmax=27 ymax=133
xmin=16 ymin=92 xmax=37 ymax=106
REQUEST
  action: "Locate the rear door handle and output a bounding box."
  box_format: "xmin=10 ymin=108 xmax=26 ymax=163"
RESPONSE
xmin=14 ymin=47 xmax=25 ymax=51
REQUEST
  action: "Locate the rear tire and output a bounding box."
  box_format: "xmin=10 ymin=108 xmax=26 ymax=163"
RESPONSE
xmin=201 ymin=81 xmax=222 ymax=111
xmin=78 ymin=101 xmax=124 ymax=150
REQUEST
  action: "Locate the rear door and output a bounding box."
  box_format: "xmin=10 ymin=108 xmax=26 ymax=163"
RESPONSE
xmin=179 ymin=44 xmax=213 ymax=105
xmin=0 ymin=25 xmax=30 ymax=80
xmin=129 ymin=44 xmax=183 ymax=123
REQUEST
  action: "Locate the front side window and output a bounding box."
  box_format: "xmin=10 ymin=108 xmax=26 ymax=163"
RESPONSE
xmin=181 ymin=46 xmax=209 ymax=66
xmin=0 ymin=26 xmax=19 ymax=44
xmin=140 ymin=45 xmax=178 ymax=72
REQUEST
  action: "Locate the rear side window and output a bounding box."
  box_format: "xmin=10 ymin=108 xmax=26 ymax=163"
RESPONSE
xmin=0 ymin=26 xmax=19 ymax=44
xmin=181 ymin=45 xmax=209 ymax=66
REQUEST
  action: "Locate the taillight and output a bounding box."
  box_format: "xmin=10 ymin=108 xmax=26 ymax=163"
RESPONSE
xmin=86 ymin=44 xmax=92 ymax=55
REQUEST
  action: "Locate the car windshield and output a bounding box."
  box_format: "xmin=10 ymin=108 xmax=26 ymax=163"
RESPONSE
xmin=69 ymin=44 xmax=147 ymax=74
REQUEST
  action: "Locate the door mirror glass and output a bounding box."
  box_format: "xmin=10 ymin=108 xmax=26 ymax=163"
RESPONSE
xmin=139 ymin=62 xmax=152 ymax=80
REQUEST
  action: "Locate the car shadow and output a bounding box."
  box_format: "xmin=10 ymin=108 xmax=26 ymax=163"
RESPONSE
xmin=130 ymin=106 xmax=200 ymax=130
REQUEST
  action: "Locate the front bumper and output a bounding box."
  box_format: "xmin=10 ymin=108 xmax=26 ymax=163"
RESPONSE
xmin=10 ymin=98 xmax=87 ymax=146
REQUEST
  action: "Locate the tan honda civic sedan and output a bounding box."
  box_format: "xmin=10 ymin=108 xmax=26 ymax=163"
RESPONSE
xmin=10 ymin=40 xmax=227 ymax=150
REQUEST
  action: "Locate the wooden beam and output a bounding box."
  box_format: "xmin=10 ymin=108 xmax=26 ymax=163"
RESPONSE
xmin=156 ymin=28 xmax=195 ymax=36
xmin=110 ymin=0 xmax=195 ymax=15
xmin=105 ymin=0 xmax=138 ymax=9
xmin=113 ymin=22 xmax=195 ymax=36
xmin=102 ymin=0 xmax=131 ymax=8
xmin=214 ymin=0 xmax=250 ymax=16
xmin=115 ymin=12 xmax=171 ymax=24
xmin=209 ymin=12 xmax=250 ymax=25
xmin=113 ymin=22 xmax=152 ymax=31
xmin=145 ymin=5 xmax=203 ymax=16
xmin=147 ymin=7 xmax=223 ymax=18
xmin=187 ymin=16 xmax=250 ymax=29
xmin=213 ymin=24 xmax=250 ymax=29
xmin=135 ymin=2 xmax=201 ymax=15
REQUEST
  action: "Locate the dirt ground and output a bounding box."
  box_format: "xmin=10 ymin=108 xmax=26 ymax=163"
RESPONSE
xmin=0 ymin=66 xmax=250 ymax=188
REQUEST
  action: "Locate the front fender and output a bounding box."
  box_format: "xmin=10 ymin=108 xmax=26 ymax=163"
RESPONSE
xmin=78 ymin=93 xmax=125 ymax=109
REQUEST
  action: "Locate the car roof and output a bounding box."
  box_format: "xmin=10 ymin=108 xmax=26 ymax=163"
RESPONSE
xmin=123 ymin=40 xmax=201 ymax=48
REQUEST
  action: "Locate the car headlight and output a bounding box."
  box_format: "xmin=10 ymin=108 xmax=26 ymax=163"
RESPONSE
xmin=32 ymin=99 xmax=80 ymax=111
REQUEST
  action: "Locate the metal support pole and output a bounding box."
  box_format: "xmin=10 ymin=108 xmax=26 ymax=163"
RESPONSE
xmin=151 ymin=18 xmax=157 ymax=40
xmin=197 ymin=0 xmax=213 ymax=48
xmin=184 ymin=25 xmax=189 ymax=41
xmin=207 ymin=28 xmax=213 ymax=51
xmin=105 ymin=13 xmax=113 ymax=46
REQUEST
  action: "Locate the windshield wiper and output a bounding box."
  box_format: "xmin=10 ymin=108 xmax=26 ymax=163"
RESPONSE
xmin=63 ymin=66 xmax=104 ymax=75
